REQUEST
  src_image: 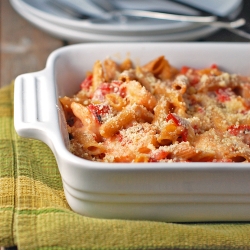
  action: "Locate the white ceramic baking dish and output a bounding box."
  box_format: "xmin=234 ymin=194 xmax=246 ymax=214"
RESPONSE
xmin=14 ymin=42 xmax=250 ymax=222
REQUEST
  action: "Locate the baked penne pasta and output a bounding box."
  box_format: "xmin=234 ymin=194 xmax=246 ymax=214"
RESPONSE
xmin=60 ymin=56 xmax=250 ymax=163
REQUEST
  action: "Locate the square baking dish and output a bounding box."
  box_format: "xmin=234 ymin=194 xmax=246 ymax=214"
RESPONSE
xmin=14 ymin=42 xmax=250 ymax=222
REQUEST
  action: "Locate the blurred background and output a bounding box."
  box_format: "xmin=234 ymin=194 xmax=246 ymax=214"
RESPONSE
xmin=1 ymin=0 xmax=250 ymax=89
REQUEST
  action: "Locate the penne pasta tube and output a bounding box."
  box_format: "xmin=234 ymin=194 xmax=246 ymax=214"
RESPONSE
xmin=142 ymin=55 xmax=179 ymax=80
xmin=170 ymin=142 xmax=198 ymax=160
xmin=100 ymin=104 xmax=153 ymax=138
xmin=92 ymin=60 xmax=105 ymax=91
xmin=105 ymin=93 xmax=126 ymax=111
xmin=120 ymin=58 xmax=133 ymax=71
xmin=103 ymin=59 xmax=119 ymax=82
xmin=71 ymin=129 xmax=105 ymax=156
xmin=126 ymin=80 xmax=157 ymax=111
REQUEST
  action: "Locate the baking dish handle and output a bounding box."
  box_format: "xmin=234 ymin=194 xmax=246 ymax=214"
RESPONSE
xmin=14 ymin=71 xmax=62 ymax=148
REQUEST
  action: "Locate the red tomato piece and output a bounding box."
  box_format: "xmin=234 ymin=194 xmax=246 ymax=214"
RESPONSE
xmin=215 ymin=88 xmax=231 ymax=102
xmin=180 ymin=66 xmax=190 ymax=74
xmin=181 ymin=129 xmax=188 ymax=142
xmin=99 ymin=82 xmax=113 ymax=95
xmin=190 ymin=75 xmax=200 ymax=85
xmin=166 ymin=113 xmax=181 ymax=126
xmin=80 ymin=75 xmax=93 ymax=89
xmin=88 ymin=104 xmax=110 ymax=124
xmin=228 ymin=125 xmax=250 ymax=136
xmin=92 ymin=81 xmax=126 ymax=101
xmin=100 ymin=81 xmax=123 ymax=95
xmin=210 ymin=64 xmax=218 ymax=69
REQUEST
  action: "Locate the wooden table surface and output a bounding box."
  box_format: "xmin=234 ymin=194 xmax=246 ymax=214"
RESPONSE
xmin=0 ymin=0 xmax=250 ymax=249
xmin=1 ymin=0 xmax=64 ymax=88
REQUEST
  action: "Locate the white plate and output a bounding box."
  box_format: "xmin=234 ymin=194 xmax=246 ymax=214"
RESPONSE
xmin=11 ymin=0 xmax=242 ymax=35
xmin=176 ymin=0 xmax=243 ymax=19
xmin=11 ymin=0 xmax=201 ymax=35
xmin=10 ymin=0 xmax=219 ymax=42
xmin=11 ymin=0 xmax=242 ymax=38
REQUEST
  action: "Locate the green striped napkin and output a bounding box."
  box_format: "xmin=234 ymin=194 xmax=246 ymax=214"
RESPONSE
xmin=1 ymin=83 xmax=250 ymax=250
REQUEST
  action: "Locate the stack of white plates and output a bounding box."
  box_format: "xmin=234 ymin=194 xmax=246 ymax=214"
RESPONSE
xmin=10 ymin=0 xmax=243 ymax=42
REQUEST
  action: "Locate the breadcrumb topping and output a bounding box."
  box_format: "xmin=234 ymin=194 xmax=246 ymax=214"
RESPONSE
xmin=59 ymin=56 xmax=250 ymax=163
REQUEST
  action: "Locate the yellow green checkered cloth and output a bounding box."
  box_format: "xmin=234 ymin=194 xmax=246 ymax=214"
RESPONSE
xmin=1 ymin=83 xmax=250 ymax=250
